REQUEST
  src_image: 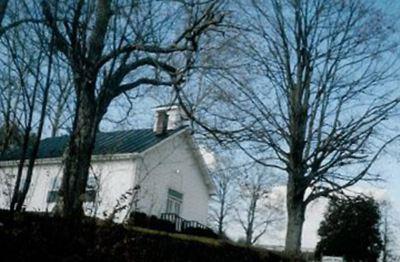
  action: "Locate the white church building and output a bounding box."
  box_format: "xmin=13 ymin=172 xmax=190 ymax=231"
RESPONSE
xmin=0 ymin=105 xmax=214 ymax=224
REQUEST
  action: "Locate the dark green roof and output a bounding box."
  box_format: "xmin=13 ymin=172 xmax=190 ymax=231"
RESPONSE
xmin=0 ymin=127 xmax=186 ymax=161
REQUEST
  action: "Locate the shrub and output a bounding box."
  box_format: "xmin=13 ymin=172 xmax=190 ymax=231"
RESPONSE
xmin=148 ymin=215 xmax=176 ymax=232
xmin=128 ymin=212 xmax=176 ymax=232
xmin=128 ymin=211 xmax=148 ymax=227
xmin=181 ymin=227 xmax=218 ymax=239
xmin=315 ymin=196 xmax=382 ymax=261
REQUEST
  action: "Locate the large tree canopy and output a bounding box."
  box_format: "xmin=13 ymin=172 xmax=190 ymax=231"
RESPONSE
xmin=38 ymin=0 xmax=225 ymax=218
xmin=174 ymin=0 xmax=400 ymax=254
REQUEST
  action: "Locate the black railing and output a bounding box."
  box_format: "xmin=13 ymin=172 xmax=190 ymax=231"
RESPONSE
xmin=160 ymin=213 xmax=208 ymax=232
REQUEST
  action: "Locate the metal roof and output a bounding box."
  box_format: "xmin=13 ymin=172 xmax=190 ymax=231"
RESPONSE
xmin=0 ymin=127 xmax=186 ymax=161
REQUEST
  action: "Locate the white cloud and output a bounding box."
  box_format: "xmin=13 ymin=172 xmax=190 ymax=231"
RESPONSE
xmin=199 ymin=147 xmax=217 ymax=170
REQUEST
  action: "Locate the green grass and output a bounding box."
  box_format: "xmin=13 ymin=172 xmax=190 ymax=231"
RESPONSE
xmin=125 ymin=225 xmax=221 ymax=245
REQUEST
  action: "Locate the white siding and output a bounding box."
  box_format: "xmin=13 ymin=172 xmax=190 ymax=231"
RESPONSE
xmin=0 ymin=131 xmax=211 ymax=224
xmin=83 ymin=158 xmax=136 ymax=221
xmin=0 ymin=157 xmax=136 ymax=221
xmin=0 ymin=163 xmax=60 ymax=211
xmin=135 ymin=132 xmax=210 ymax=224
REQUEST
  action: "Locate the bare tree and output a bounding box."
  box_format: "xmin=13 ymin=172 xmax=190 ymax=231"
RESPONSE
xmin=0 ymin=0 xmax=9 ymax=27
xmin=15 ymin=30 xmax=56 ymax=211
xmin=2 ymin=29 xmax=43 ymax=211
xmin=47 ymin=56 xmax=74 ymax=137
xmin=209 ymin=156 xmax=238 ymax=236
xmin=0 ymin=1 xmax=35 ymax=154
xmin=0 ymin=8 xmax=57 ymax=211
xmin=38 ymin=0 xmax=225 ymax=219
xmin=0 ymin=0 xmax=43 ymax=37
xmin=235 ymin=165 xmax=284 ymax=245
xmin=175 ymin=0 xmax=400 ymax=254
xmin=0 ymin=102 xmax=23 ymax=156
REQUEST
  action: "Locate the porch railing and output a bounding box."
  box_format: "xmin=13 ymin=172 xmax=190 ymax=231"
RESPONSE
xmin=160 ymin=213 xmax=208 ymax=232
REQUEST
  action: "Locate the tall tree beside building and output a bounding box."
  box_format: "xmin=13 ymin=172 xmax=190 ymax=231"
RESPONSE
xmin=40 ymin=0 xmax=225 ymax=218
xmin=174 ymin=0 xmax=400 ymax=254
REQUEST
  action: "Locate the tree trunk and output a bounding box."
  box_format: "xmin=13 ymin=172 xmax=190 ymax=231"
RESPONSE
xmin=245 ymin=228 xmax=253 ymax=246
xmin=56 ymin=88 xmax=100 ymax=219
xmin=217 ymin=194 xmax=225 ymax=235
xmin=15 ymin=35 xmax=54 ymax=211
xmin=246 ymin=194 xmax=257 ymax=245
xmin=0 ymin=0 xmax=9 ymax=27
xmin=285 ymin=177 xmax=306 ymax=256
xmin=9 ymin=124 xmax=32 ymax=212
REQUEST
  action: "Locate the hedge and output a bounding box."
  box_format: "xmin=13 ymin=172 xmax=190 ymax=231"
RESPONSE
xmin=0 ymin=211 xmax=289 ymax=262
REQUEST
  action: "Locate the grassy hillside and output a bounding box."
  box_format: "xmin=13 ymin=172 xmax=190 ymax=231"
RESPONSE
xmin=0 ymin=211 xmax=291 ymax=262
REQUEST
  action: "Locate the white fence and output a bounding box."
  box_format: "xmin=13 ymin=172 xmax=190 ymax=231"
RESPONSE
xmin=322 ymin=256 xmax=344 ymax=262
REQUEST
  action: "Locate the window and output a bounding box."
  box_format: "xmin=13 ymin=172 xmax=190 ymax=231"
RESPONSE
xmin=47 ymin=190 xmax=58 ymax=203
xmin=47 ymin=176 xmax=61 ymax=203
xmin=84 ymin=176 xmax=98 ymax=202
xmin=166 ymin=189 xmax=183 ymax=215
xmin=18 ymin=176 xmax=26 ymax=192
xmin=46 ymin=175 xmax=98 ymax=203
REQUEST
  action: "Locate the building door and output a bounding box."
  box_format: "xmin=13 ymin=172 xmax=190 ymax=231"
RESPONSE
xmin=166 ymin=189 xmax=183 ymax=215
